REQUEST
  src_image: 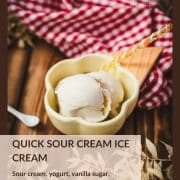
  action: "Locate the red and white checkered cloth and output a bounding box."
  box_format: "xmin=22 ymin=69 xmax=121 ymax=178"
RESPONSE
xmin=8 ymin=0 xmax=173 ymax=109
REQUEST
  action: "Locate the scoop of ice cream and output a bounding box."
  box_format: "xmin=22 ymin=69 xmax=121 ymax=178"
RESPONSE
xmin=55 ymin=74 xmax=111 ymax=123
xmin=88 ymin=71 xmax=124 ymax=113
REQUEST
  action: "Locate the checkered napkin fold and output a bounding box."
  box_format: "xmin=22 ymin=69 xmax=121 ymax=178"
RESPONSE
xmin=8 ymin=0 xmax=173 ymax=109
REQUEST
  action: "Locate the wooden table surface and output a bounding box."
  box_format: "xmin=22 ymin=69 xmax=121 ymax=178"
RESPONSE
xmin=8 ymin=40 xmax=172 ymax=147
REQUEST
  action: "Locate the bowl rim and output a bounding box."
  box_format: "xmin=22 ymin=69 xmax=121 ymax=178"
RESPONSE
xmin=44 ymin=53 xmax=140 ymax=127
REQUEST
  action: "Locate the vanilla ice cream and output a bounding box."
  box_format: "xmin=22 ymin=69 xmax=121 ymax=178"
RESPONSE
xmin=55 ymin=74 xmax=111 ymax=123
xmin=88 ymin=71 xmax=124 ymax=114
xmin=55 ymin=72 xmax=124 ymax=122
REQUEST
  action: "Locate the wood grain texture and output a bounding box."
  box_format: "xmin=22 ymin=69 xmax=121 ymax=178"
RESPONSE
xmin=7 ymin=41 xmax=172 ymax=149
xmin=8 ymin=47 xmax=31 ymax=132
xmin=11 ymin=42 xmax=65 ymax=134
xmin=8 ymin=48 xmax=31 ymax=106
xmin=116 ymin=47 xmax=163 ymax=84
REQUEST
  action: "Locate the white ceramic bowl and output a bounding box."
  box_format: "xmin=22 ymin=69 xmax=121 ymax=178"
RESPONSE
xmin=44 ymin=54 xmax=139 ymax=135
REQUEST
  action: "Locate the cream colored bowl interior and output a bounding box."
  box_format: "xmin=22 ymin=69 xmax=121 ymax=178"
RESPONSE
xmin=44 ymin=54 xmax=139 ymax=135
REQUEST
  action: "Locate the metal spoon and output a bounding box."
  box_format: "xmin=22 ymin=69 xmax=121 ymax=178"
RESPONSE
xmin=7 ymin=105 xmax=40 ymax=127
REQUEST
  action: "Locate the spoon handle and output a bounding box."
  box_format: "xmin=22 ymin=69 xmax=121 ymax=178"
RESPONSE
xmin=7 ymin=105 xmax=24 ymax=120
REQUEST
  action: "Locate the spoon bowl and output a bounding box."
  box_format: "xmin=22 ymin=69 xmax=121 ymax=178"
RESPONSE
xmin=8 ymin=106 xmax=40 ymax=127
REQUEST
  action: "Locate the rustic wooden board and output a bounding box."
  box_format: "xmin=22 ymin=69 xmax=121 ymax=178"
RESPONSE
xmin=114 ymin=47 xmax=163 ymax=84
xmin=7 ymin=41 xmax=172 ymax=148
